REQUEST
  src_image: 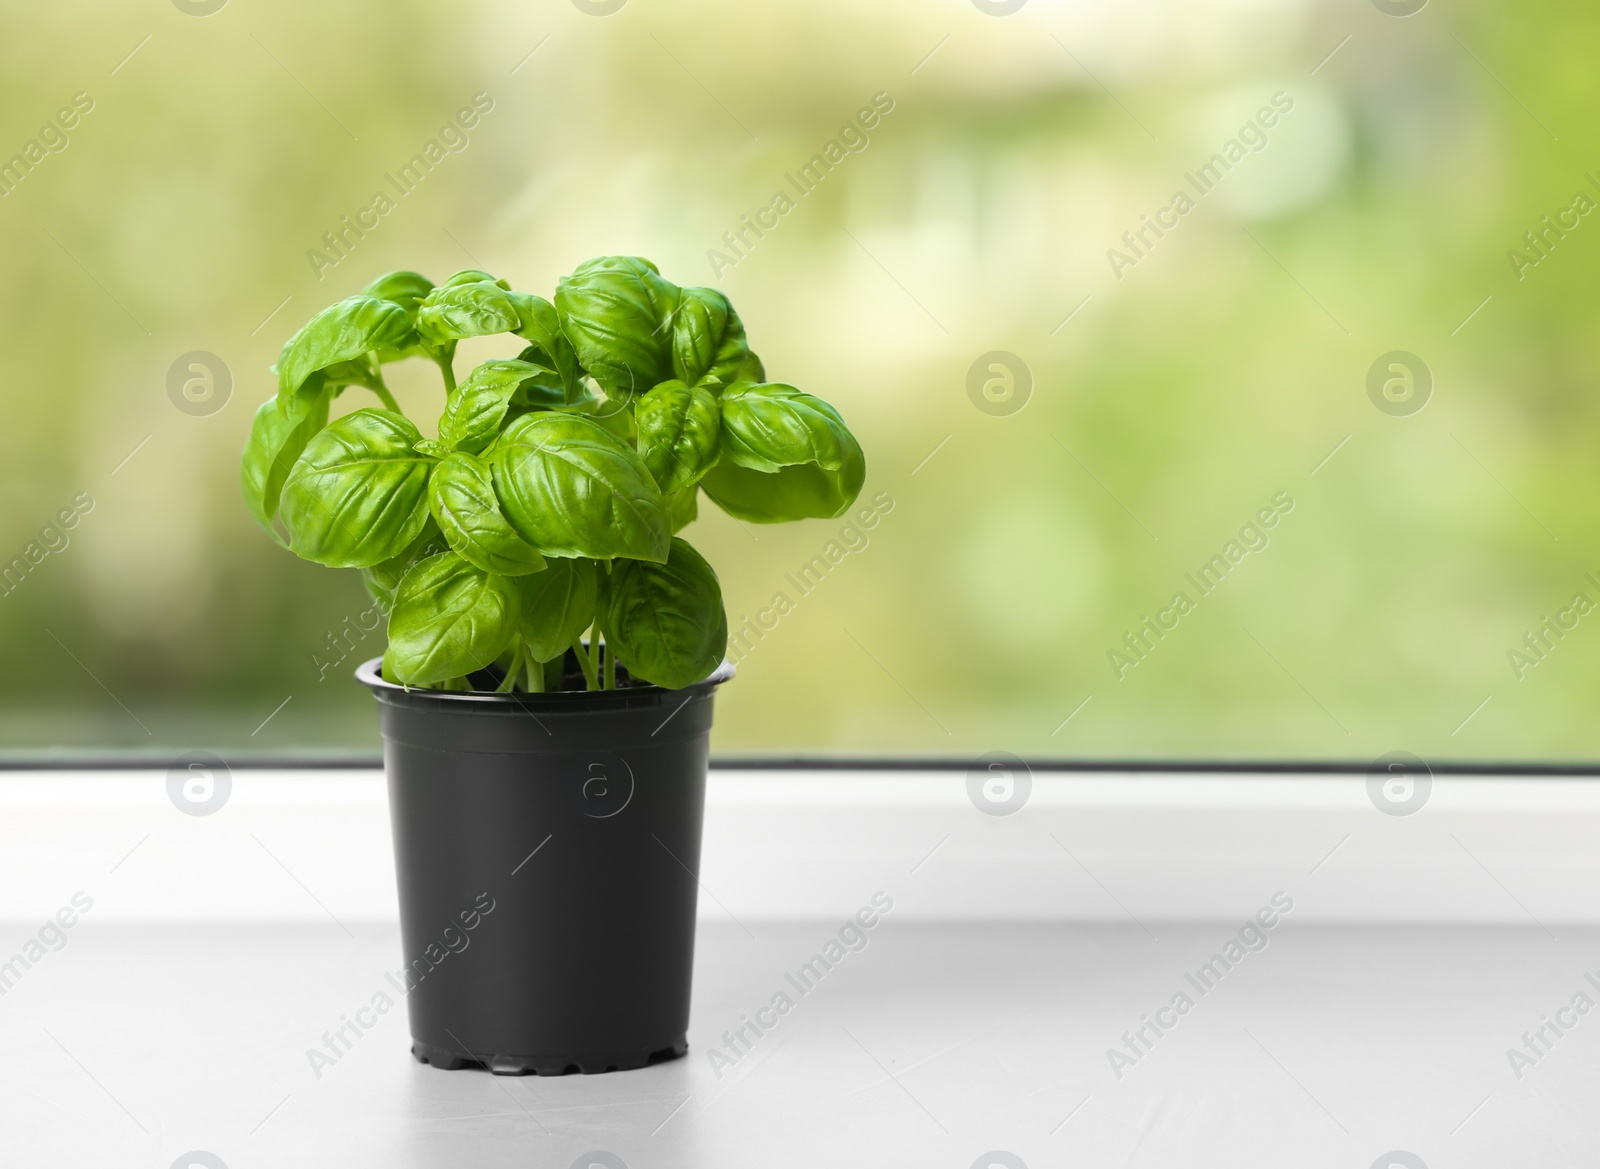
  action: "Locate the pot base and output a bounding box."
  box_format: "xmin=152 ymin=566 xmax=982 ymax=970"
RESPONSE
xmin=411 ymin=1036 xmax=688 ymax=1076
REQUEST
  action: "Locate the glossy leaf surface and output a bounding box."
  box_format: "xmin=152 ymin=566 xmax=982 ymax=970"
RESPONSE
xmin=554 ymin=255 xmax=681 ymax=399
xmin=280 ymin=409 xmax=434 ymax=567
xmin=515 ymin=557 xmax=598 ymax=662
xmin=277 ymin=296 xmax=415 ymax=401
xmin=428 ymin=451 xmax=547 ymax=576
xmin=603 ymin=537 xmax=727 ymax=689
xmin=383 ymin=551 xmax=516 ymax=686
xmin=636 ymin=378 xmax=721 ymax=494
xmin=489 ymin=412 xmax=669 ymax=563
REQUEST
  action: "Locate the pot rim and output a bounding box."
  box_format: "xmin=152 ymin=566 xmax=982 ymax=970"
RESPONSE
xmin=354 ymin=656 xmax=735 ymax=711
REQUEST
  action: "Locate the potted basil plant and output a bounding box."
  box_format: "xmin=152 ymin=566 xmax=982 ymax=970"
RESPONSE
xmin=240 ymin=257 xmax=865 ymax=1074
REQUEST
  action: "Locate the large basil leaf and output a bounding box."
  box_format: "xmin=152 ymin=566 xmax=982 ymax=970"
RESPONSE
xmin=361 ymin=518 xmax=446 ymax=607
xmin=488 ymin=412 xmax=670 ymax=563
xmin=416 ymin=278 xmax=522 ymax=346
xmin=671 ymin=286 xmax=749 ymax=388
xmin=428 ymin=452 xmax=547 ymax=576
xmin=514 ymin=557 xmax=597 ymax=662
xmin=241 ymin=387 xmax=330 ymax=543
xmin=636 ymin=379 xmax=721 ymax=494
xmin=276 ymin=296 xmax=416 ymax=401
xmin=280 ymin=409 xmax=434 ymax=567
xmin=382 ymin=550 xmax=517 ymax=686
xmin=700 ymin=383 xmax=865 ymax=521
xmin=438 ymin=359 xmax=550 ymax=453
xmin=509 ymin=292 xmax=584 ymax=403
xmin=554 ymin=255 xmax=681 ymax=400
xmin=603 ymin=537 xmax=727 ymax=690
xmin=716 ymin=383 xmax=858 ymax=473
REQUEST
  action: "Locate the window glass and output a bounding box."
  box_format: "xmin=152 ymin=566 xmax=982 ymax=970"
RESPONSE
xmin=0 ymin=1 xmax=1586 ymax=760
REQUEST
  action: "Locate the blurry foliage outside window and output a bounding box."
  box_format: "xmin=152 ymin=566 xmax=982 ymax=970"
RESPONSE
xmin=1 ymin=0 xmax=1595 ymax=761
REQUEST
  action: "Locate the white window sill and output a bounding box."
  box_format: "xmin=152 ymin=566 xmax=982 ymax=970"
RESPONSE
xmin=0 ymin=770 xmax=1594 ymax=925
xmin=2 ymin=771 xmax=1591 ymax=1166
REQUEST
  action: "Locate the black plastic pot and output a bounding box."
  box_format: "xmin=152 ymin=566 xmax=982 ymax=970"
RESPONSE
xmin=356 ymin=655 xmax=733 ymax=1075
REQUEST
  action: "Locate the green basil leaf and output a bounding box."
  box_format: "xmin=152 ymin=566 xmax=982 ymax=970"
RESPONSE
xmin=362 ymin=270 xmax=434 ymax=316
xmin=361 ymin=518 xmax=446 ymax=607
xmin=428 ymin=452 xmax=547 ymax=576
xmin=699 ymin=459 xmax=843 ymax=523
xmin=441 ymin=268 xmax=508 ymax=290
xmin=317 ymin=356 xmax=383 ymax=393
xmin=438 ymin=359 xmax=549 ymax=453
xmin=700 ymin=383 xmax=865 ymax=521
xmin=509 ymin=292 xmax=584 ymax=403
xmin=735 ymin=349 xmax=765 ymax=385
xmin=416 ymin=279 xmax=522 ymax=346
xmin=671 ymin=286 xmax=749 ymax=389
xmin=361 ymin=270 xmax=437 ymax=362
xmin=280 ymin=409 xmax=434 ymax=567
xmin=488 ymin=412 xmax=669 ymax=562
xmin=668 ymin=486 xmax=698 ymax=533
xmin=241 ymin=387 xmax=330 ymax=543
xmin=276 ymin=296 xmax=416 ymax=402
xmin=554 ymin=255 xmax=681 ymax=400
xmin=382 ymin=550 xmax=516 ymax=686
xmin=514 ymin=557 xmax=597 ymax=662
xmin=603 ymin=537 xmax=727 ymax=690
xmin=716 ymin=383 xmax=858 ymax=473
xmin=636 ymin=378 xmax=721 ymax=494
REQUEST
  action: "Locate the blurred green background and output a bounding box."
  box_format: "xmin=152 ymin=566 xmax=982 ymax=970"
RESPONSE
xmin=1 ymin=0 xmax=1595 ymax=762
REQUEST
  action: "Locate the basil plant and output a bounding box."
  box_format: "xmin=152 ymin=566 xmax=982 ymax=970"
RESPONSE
xmin=241 ymin=257 xmax=865 ymax=692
